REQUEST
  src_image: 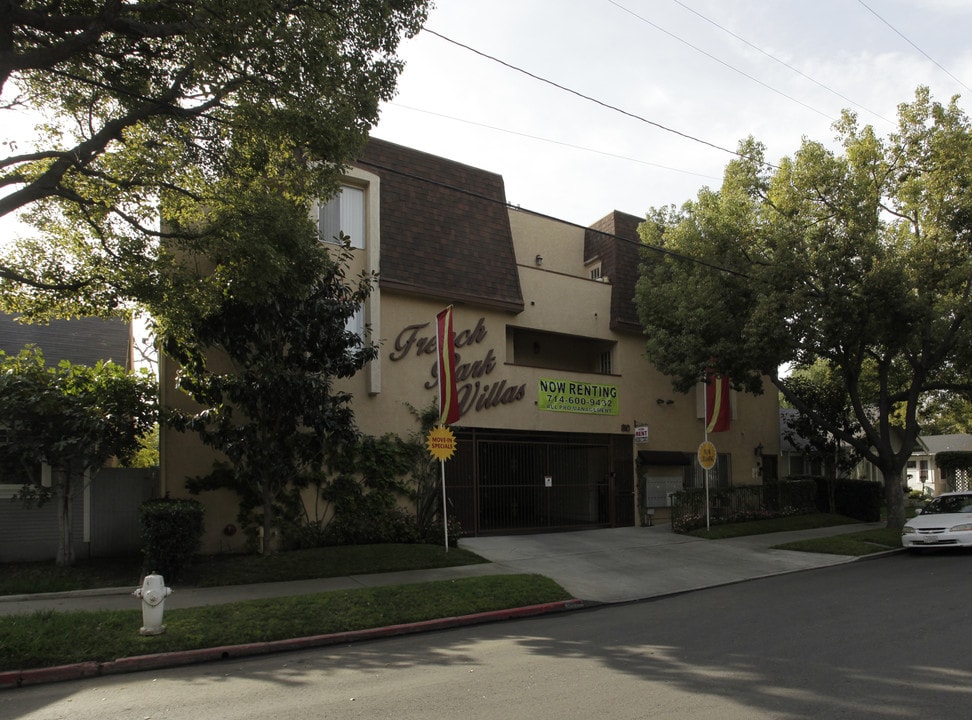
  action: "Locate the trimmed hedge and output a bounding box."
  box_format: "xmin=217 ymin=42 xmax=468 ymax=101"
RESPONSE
xmin=823 ymin=478 xmax=882 ymax=522
xmin=139 ymin=497 xmax=205 ymax=581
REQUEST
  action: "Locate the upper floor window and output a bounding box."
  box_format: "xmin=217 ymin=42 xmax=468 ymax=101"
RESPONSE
xmin=345 ymin=305 xmax=365 ymax=342
xmin=320 ymin=185 xmax=365 ymax=249
xmin=508 ymin=326 xmax=616 ymax=375
xmin=599 ymin=350 xmax=613 ymax=375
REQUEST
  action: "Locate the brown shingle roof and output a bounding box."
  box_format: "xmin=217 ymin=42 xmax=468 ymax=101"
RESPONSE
xmin=355 ymin=138 xmax=524 ymax=313
xmin=0 ymin=313 xmax=132 ymax=369
xmin=585 ymin=211 xmax=644 ymax=333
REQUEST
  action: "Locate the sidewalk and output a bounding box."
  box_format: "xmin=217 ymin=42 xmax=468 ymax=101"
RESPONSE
xmin=0 ymin=560 xmax=507 ymax=617
xmin=0 ymin=523 xmax=892 ymax=688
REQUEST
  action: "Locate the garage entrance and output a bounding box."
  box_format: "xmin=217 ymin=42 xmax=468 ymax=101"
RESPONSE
xmin=445 ymin=428 xmax=634 ymax=535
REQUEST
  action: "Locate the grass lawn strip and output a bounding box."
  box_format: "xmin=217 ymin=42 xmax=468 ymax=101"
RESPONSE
xmin=0 ymin=574 xmax=570 ymax=671
xmin=772 ymin=527 xmax=902 ymax=556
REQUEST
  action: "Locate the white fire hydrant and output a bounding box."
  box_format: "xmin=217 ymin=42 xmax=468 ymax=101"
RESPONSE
xmin=133 ymin=572 xmax=172 ymax=636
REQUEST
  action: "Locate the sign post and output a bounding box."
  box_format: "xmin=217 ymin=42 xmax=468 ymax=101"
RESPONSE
xmin=701 ymin=369 xmax=729 ymax=532
xmin=426 ymin=426 xmax=457 ymax=550
xmin=433 ymin=306 xmax=460 ymax=551
xmin=697 ymin=439 xmax=717 ymax=531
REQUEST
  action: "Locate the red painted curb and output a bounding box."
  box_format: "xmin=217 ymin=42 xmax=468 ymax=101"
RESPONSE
xmin=1 ymin=600 xmax=584 ymax=689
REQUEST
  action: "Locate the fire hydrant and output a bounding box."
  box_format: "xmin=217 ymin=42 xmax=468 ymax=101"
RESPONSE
xmin=133 ymin=572 xmax=172 ymax=636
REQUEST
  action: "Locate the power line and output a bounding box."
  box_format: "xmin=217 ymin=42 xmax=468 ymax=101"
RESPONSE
xmin=605 ymin=0 xmax=838 ymax=122
xmin=667 ymin=0 xmax=894 ymax=125
xmin=422 ymin=27 xmax=756 ymax=164
xmin=387 ymin=102 xmax=721 ymax=183
xmin=856 ymin=0 xmax=971 ymax=93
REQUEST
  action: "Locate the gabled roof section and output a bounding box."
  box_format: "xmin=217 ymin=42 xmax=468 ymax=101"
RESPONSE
xmin=355 ymin=138 xmax=524 ymax=312
xmin=0 ymin=313 xmax=132 ymax=369
xmin=918 ymin=434 xmax=972 ymax=455
xmin=585 ymin=210 xmax=644 ymax=333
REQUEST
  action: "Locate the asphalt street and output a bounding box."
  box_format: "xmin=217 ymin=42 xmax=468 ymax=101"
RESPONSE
xmin=3 ymin=551 xmax=969 ymax=720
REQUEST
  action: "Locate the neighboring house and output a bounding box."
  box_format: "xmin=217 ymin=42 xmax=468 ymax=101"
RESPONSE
xmin=780 ymin=407 xmax=923 ymax=487
xmin=0 ymin=313 xmax=156 ymax=562
xmin=778 ymin=407 xmax=878 ymax=481
xmin=906 ymin=434 xmax=972 ymax=496
xmin=160 ymin=138 xmax=783 ymax=551
xmin=779 ymin=408 xmax=828 ymax=480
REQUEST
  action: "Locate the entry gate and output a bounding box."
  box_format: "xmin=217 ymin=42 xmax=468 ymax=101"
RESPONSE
xmin=445 ymin=428 xmax=633 ymax=535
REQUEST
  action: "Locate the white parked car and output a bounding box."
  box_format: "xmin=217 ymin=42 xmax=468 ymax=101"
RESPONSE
xmin=902 ymin=491 xmax=972 ymax=551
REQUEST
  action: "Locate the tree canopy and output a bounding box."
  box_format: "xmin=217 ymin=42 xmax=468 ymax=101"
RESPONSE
xmin=896 ymin=392 xmax=972 ymax=436
xmin=167 ymin=239 xmax=377 ymax=555
xmin=0 ymin=347 xmax=158 ymax=564
xmin=0 ymin=0 xmax=429 ymax=322
xmin=635 ymin=88 xmax=972 ymax=528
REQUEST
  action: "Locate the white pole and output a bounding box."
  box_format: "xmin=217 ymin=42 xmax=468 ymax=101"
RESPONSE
xmin=704 ymin=428 xmax=711 ymax=531
xmin=440 ymin=459 xmax=448 ymax=552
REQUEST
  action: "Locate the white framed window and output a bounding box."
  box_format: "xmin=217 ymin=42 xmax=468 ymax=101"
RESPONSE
xmin=345 ymin=305 xmax=365 ymax=341
xmin=0 ymin=457 xmax=51 ymax=499
xmin=314 ymin=165 xmax=381 ymax=394
xmin=319 ymin=185 xmax=365 ymax=249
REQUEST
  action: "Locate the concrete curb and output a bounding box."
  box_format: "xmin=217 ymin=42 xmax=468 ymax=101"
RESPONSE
xmin=0 ymin=586 xmax=133 ymax=603
xmin=0 ymin=599 xmax=585 ymax=690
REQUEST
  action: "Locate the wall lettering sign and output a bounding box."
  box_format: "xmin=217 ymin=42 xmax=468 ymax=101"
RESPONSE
xmin=390 ymin=317 xmax=526 ymax=417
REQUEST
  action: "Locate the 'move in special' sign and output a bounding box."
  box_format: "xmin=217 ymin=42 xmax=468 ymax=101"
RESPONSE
xmin=538 ymin=378 xmax=619 ymax=415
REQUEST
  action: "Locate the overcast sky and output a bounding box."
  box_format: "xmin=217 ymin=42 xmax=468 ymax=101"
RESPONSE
xmin=372 ymin=0 xmax=972 ymax=227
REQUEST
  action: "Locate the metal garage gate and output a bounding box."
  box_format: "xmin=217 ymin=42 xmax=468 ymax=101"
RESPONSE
xmin=445 ymin=428 xmax=634 ymax=535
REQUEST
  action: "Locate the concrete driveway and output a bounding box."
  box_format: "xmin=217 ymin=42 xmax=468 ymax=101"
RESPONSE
xmin=459 ymin=523 xmax=881 ymax=603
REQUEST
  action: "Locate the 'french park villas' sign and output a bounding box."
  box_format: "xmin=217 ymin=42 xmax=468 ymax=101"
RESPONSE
xmin=390 ymin=317 xmax=527 ymax=418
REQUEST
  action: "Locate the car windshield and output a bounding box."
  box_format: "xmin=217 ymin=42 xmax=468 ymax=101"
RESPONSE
xmin=923 ymin=495 xmax=972 ymax=514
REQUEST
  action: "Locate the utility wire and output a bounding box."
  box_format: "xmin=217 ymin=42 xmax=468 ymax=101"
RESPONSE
xmin=605 ymin=0 xmax=837 ymax=122
xmin=668 ymin=0 xmax=894 ymax=125
xmin=422 ymin=27 xmax=758 ymax=164
xmin=856 ymin=0 xmax=971 ymax=93
xmin=387 ymin=102 xmax=721 ymax=183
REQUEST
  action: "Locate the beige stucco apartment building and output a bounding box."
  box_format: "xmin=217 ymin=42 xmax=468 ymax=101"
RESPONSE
xmin=160 ymin=138 xmax=780 ymax=553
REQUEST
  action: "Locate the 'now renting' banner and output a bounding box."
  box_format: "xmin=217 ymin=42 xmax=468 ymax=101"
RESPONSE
xmin=538 ymin=378 xmax=619 ymax=415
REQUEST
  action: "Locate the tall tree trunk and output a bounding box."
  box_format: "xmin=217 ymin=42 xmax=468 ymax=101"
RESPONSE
xmin=825 ymin=453 xmax=837 ymax=513
xmin=55 ymin=474 xmax=75 ymax=566
xmin=884 ymin=467 xmax=906 ymax=530
xmin=261 ymin=482 xmax=274 ymax=556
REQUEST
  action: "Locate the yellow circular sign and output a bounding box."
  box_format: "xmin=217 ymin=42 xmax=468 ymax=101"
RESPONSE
xmin=426 ymin=425 xmax=457 ymax=461
xmin=697 ymin=440 xmax=717 ymax=470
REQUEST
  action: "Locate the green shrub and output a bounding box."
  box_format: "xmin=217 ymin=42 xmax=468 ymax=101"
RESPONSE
xmin=421 ymin=516 xmax=464 ymax=548
xmin=139 ymin=497 xmax=205 ymax=581
xmin=826 ymin=478 xmax=882 ymax=522
xmin=322 ymin=506 xmax=422 ymax=546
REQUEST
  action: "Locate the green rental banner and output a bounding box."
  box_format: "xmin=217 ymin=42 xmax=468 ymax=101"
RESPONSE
xmin=537 ymin=378 xmax=619 ymax=415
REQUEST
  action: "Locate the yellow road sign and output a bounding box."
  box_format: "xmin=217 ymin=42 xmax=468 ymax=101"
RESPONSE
xmin=697 ymin=440 xmax=717 ymax=470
